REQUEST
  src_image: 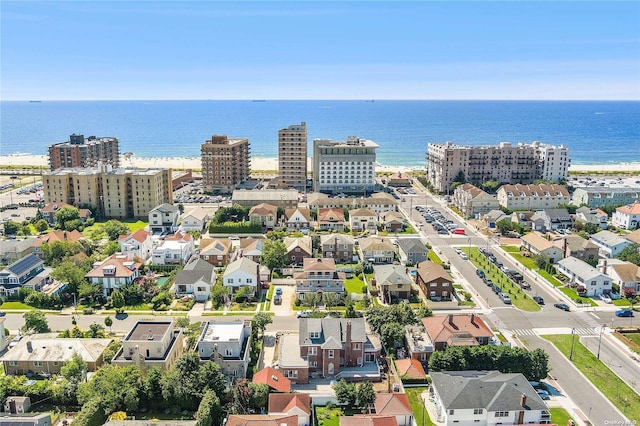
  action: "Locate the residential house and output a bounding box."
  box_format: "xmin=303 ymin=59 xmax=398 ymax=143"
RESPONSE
xmin=32 ymin=230 xmax=84 ymax=260
xmin=277 ymin=318 xmax=382 ymax=383
xmin=557 ymin=256 xmax=612 ymax=297
xmin=223 ymin=257 xmax=259 ymax=299
xmin=395 ymin=358 xmax=426 ymax=380
xmin=0 ymin=413 xmax=52 ymax=426
xmin=612 ymin=202 xmax=640 ymax=230
xmin=422 ymin=314 xmax=493 ymax=351
xmin=317 ymin=208 xmax=346 ymax=231
xmin=199 ymin=238 xmax=232 ymax=267
xmin=575 ymin=206 xmax=609 ymax=230
xmin=307 ymin=192 xmax=399 ymax=216
xmin=152 ymin=232 xmax=195 ymax=265
xmin=173 ymin=258 xmax=215 ymax=302
xmin=387 ymin=172 xmax=412 ymax=187
xmin=41 ymin=202 xmax=91 ymax=226
xmin=349 ymin=208 xmax=378 ymax=233
xmin=252 ymin=366 xmax=291 ymax=393
xmin=520 ymin=233 xmax=564 ymax=263
xmin=294 ymin=258 xmax=345 ymax=302
xmin=181 ymin=206 xmax=210 ymax=233
xmin=111 ymin=321 xmax=184 ymax=370
xmin=0 ymin=238 xmax=35 ymax=265
xmin=482 ymin=210 xmax=507 ymax=229
xmin=415 ymin=261 xmax=453 ymax=301
xmin=118 ymin=229 xmax=153 ymax=261
xmin=572 ymin=187 xmax=640 ymax=209
xmin=148 ymin=203 xmax=180 ymax=234
xmin=381 ymin=211 xmax=405 ymax=233
xmin=452 ymin=184 xmax=499 ymax=219
xmin=554 ymin=235 xmax=599 ymax=262
xmin=226 ymin=415 xmax=298 ymax=426
xmin=600 ymin=259 xmax=640 ymax=294
xmin=358 ymin=237 xmax=396 ymax=264
xmin=372 ymin=265 xmax=413 ymax=303
xmin=4 ymin=396 xmax=31 ymax=414
xmin=248 ymin=203 xmax=278 ymax=230
xmin=533 ymin=208 xmax=574 ymax=231
xmin=396 ymin=238 xmax=428 ymax=266
xmin=373 ymin=394 xmax=413 ymax=426
xmin=85 ymin=253 xmax=143 ymax=297
xmin=268 ymin=394 xmax=311 ymax=426
xmin=0 ymin=334 xmax=112 ymax=376
xmin=510 ymin=211 xmax=535 ymax=231
xmin=0 ymin=254 xmax=45 ymax=297
xmin=232 ymin=189 xmax=299 ymax=209
xmin=197 ymin=321 xmax=252 ymax=379
xmin=320 ymin=234 xmax=355 ymax=263
xmin=237 ymin=238 xmax=264 ymax=263
xmin=340 ymin=416 xmax=398 ymax=426
xmin=404 ymin=324 xmax=435 ymax=366
xmin=284 ymin=207 xmax=312 ymax=232
xmin=430 ymin=370 xmax=550 ymax=426
xmin=283 ymin=236 xmax=312 ymax=265
xmin=496 ymin=183 xmax=570 ymax=211
xmin=590 ymin=230 xmax=631 ymax=258
xmin=625 ymin=229 xmax=640 ymax=245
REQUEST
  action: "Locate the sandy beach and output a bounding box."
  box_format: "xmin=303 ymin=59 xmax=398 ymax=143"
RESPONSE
xmin=1 ymin=153 xmax=640 ymax=174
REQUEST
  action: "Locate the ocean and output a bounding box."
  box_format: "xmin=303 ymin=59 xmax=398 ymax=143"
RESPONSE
xmin=1 ymin=100 xmax=639 ymax=167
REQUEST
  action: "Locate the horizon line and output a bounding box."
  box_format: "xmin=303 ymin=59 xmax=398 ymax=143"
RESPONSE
xmin=3 ymin=98 xmax=640 ymax=102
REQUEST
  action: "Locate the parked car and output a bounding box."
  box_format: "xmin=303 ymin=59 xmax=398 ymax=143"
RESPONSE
xmin=498 ymin=293 xmax=512 ymax=304
xmin=533 ymin=296 xmax=545 ymax=305
xmin=554 ymin=303 xmax=570 ymax=312
xmin=536 ymin=389 xmax=551 ymax=400
xmin=476 ymin=269 xmax=485 ymax=278
xmin=0 ymin=311 xmax=5 ymax=317
xmin=599 ymin=294 xmax=612 ymax=304
xmin=275 ymin=288 xmax=282 ymax=296
xmin=615 ymin=309 xmax=634 ymax=317
xmin=459 ymin=252 xmax=468 ymax=260
xmin=296 ymin=310 xmax=312 ymax=318
xmin=8 ymin=335 xmax=22 ymax=349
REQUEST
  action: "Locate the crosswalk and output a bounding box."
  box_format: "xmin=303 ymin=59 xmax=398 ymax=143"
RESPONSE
xmin=511 ymin=327 xmax=598 ymax=337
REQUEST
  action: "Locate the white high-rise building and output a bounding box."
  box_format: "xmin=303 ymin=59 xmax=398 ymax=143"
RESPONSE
xmin=312 ymin=136 xmax=378 ymax=194
xmin=425 ymin=141 xmax=570 ymax=193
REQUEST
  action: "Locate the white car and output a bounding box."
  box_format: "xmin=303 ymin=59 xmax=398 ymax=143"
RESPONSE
xmin=459 ymin=252 xmax=468 ymax=260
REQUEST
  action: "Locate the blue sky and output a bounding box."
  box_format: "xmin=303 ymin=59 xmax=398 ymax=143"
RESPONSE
xmin=2 ymin=1 xmax=639 ymax=100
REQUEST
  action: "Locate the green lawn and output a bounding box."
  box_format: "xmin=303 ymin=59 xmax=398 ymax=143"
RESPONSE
xmin=404 ymin=387 xmax=435 ymax=426
xmin=543 ymin=334 xmax=640 ymax=422
xmin=623 ymin=332 xmax=640 ymax=346
xmin=0 ymin=301 xmax=35 ymax=310
xmin=536 ymin=269 xmax=564 ymax=287
xmin=469 ymin=248 xmax=540 ymax=312
xmin=229 ymin=302 xmax=258 ymax=311
xmin=315 ymin=406 xmax=360 ymax=426
xmin=502 ymin=246 xmax=520 ymax=253
xmin=612 ymin=299 xmax=631 ymax=306
xmin=428 ymin=250 xmax=443 ymax=265
xmin=550 ymin=408 xmax=574 ymax=426
xmin=345 ymin=276 xmax=366 ymax=294
xmin=126 ymin=220 xmax=148 ymax=232
xmin=508 ymin=252 xmax=538 ymax=270
xmin=265 ymin=285 xmax=275 ymax=311
xmin=559 ymin=287 xmax=598 ymax=307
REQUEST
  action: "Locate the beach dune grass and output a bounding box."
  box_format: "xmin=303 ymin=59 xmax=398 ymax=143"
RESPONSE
xmin=542 ymin=334 xmax=640 ymax=422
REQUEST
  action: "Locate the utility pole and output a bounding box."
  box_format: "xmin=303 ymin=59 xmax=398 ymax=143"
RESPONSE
xmin=569 ymin=328 xmax=576 ymax=361
xmin=596 ymin=324 xmax=606 ymax=360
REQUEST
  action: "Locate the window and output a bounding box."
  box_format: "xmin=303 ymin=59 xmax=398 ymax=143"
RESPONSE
xmin=310 ymin=361 xmax=317 ymax=367
xmin=309 ymin=347 xmax=317 ymax=355
xmin=284 ymin=370 xmax=298 ymax=379
xmin=328 ymin=349 xmax=335 ymax=358
xmin=474 ymin=409 xmax=483 ymax=415
xmin=226 ymin=348 xmax=233 ymax=356
xmin=9 ymin=361 xmax=17 ymax=366
xmin=228 ymin=279 xmax=234 ymax=284
xmin=310 ymin=331 xmax=320 ymax=339
xmin=33 ymin=361 xmax=43 ymax=367
xmin=353 ymin=343 xmax=361 ymax=350
xmin=449 ymin=410 xmax=455 ymax=415
xmin=495 ymin=412 xmax=509 ymax=417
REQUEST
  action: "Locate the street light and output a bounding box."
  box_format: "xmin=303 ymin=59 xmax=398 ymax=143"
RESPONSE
xmin=569 ymin=328 xmax=576 ymax=361
xmin=596 ymin=324 xmax=606 ymax=360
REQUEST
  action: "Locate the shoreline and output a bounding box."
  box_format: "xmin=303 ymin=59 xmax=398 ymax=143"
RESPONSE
xmin=2 ymin=154 xmax=640 ymax=174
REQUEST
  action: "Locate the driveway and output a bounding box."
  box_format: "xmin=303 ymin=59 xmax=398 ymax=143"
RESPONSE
xmin=270 ymin=284 xmax=296 ymax=316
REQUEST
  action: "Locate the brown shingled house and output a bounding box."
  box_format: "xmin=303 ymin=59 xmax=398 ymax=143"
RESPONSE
xmin=415 ymin=261 xmax=453 ymax=301
xmin=422 ymin=314 xmax=493 ymax=351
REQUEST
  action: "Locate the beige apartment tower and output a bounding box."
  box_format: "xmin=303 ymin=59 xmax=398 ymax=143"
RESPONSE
xmin=278 ymin=122 xmax=308 ymax=191
xmin=48 ymin=134 xmax=120 ymax=170
xmin=201 ymin=135 xmax=251 ymax=193
xmin=43 ymin=164 xmax=172 ymax=219
xmin=425 ymin=141 xmax=570 ymax=193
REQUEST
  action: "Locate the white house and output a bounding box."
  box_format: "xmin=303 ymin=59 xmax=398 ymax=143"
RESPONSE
xmin=284 ymin=207 xmax=312 ymax=232
xmin=612 ymin=202 xmax=640 ymax=230
xmin=599 ymin=259 xmax=640 ymax=294
xmin=181 ymin=207 xmax=210 ymax=233
xmin=148 ymin=203 xmax=180 ymax=234
xmin=575 ymin=207 xmax=609 ymax=230
xmin=557 ymin=256 xmax=612 ymax=297
xmin=223 ymin=257 xmax=259 ymax=299
xmin=452 ymin=184 xmax=499 ymax=219
xmin=590 ymin=230 xmax=631 ymax=258
xmin=152 ymin=233 xmax=195 ymax=265
xmin=520 ymin=233 xmax=564 ymax=263
xmin=197 ymin=321 xmax=252 ymax=378
xmin=430 ymin=370 xmax=550 ymax=426
xmin=497 ymin=183 xmax=570 ymax=211
xmin=173 ymin=258 xmax=215 ymax=302
xmin=118 ymin=229 xmax=153 ymax=261
xmin=349 ymin=208 xmax=378 ymax=233
xmin=85 ymin=253 xmax=143 ymax=297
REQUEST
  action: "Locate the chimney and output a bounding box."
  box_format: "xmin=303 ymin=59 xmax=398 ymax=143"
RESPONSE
xmin=27 ymin=341 xmax=33 ymax=353
xmin=470 ymin=313 xmax=475 ymax=324
xmin=520 ymin=393 xmax=527 ymax=407
xmin=448 ymin=314 xmax=454 ymax=325
xmin=601 ymin=259 xmax=607 ymax=274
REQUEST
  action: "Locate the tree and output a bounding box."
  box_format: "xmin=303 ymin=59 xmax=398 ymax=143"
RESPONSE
xmin=617 ymin=243 xmax=640 ymax=266
xmin=234 ymin=285 xmax=253 ymax=302
xmin=260 ymin=239 xmax=287 ymax=270
xmin=3 ymin=220 xmax=19 ymax=236
xmin=102 ymin=241 xmax=121 ymax=257
xmin=35 ymin=219 xmax=49 ymax=233
xmin=51 ymin=260 xmax=88 ymax=294
xmin=303 ymin=292 xmax=321 ymax=310
xmin=355 ymin=382 xmax=375 ymax=411
xmin=252 ymin=312 xmax=273 ymax=337
xmin=55 ymin=205 xmax=82 ymax=231
xmin=229 ymin=379 xmax=253 ymax=414
xmin=452 ymin=170 xmax=466 ymax=185
xmin=88 ymin=323 xmax=106 ymax=338
xmin=78 ymin=364 xmax=142 ymax=413
xmin=481 ymin=180 xmax=500 ymax=194
xmin=323 ymin=292 xmax=341 ymax=311
xmin=23 ymin=310 xmax=50 ymax=333
xmin=73 ymin=398 xmax=107 ymax=426
xmin=43 ymin=241 xmax=83 ymax=266
xmin=416 ymin=305 xmax=433 ymax=319
xmin=103 ymin=220 xmax=130 ymax=241
xmin=195 ymin=390 xmax=223 ymax=426
xmin=198 ymin=361 xmax=227 ymax=397
xmin=143 ymin=367 xmax=165 ymax=408
xmin=79 ymin=282 xmax=102 ymax=305
xmin=379 ymin=322 xmax=405 ymax=351
xmin=248 ymin=382 xmax=269 ymax=412
xmin=109 ymin=289 xmax=126 ymax=311
xmin=60 ymin=352 xmax=87 ymax=381
xmin=333 ymin=379 xmax=356 ymax=407
xmin=532 ymin=253 xmax=550 ymax=269
xmin=495 ymin=219 xmax=515 ymax=236
xmin=104 ymin=316 xmax=113 ymax=334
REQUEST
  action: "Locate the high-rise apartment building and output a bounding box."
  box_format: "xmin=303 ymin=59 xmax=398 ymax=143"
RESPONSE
xmin=278 ymin=122 xmax=308 ymax=191
xmin=312 ymin=136 xmax=378 ymax=194
xmin=425 ymin=141 xmax=570 ymax=193
xmin=48 ymin=134 xmax=120 ymax=170
xmin=43 ymin=164 xmax=171 ymax=219
xmin=201 ymin=135 xmax=250 ymax=193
